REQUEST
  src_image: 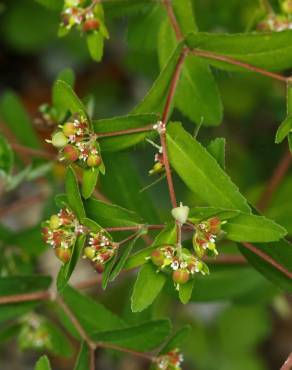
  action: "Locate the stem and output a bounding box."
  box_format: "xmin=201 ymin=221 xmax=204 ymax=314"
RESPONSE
xmin=242 ymin=242 xmax=292 ymax=279
xmin=119 ymin=231 xmax=141 ymax=246
xmin=162 ymin=0 xmax=183 ymax=41
xmin=203 ymin=254 xmax=247 ymax=265
xmin=11 ymin=143 xmax=56 ymax=160
xmin=96 ymin=341 xmax=155 ymax=361
xmin=97 ymin=125 xmax=154 ymax=138
xmin=191 ymin=49 xmax=288 ymax=83
xmin=281 ymin=352 xmax=292 ymax=370
xmin=0 ymin=291 xmax=51 ymax=305
xmin=257 ymin=149 xmax=292 ymax=211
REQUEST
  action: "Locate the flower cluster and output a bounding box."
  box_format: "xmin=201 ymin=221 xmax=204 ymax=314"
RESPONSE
xmin=42 ymin=208 xmax=83 ymax=263
xmin=49 ymin=113 xmax=103 ymax=169
xmin=257 ymin=1 xmax=292 ymax=32
xmin=155 ymin=349 xmax=184 ymax=370
xmin=150 ymin=245 xmax=209 ymax=289
xmin=192 ymin=217 xmax=221 ymax=258
xmin=60 ymin=0 xmax=105 ymax=35
xmin=83 ymin=231 xmax=119 ymax=272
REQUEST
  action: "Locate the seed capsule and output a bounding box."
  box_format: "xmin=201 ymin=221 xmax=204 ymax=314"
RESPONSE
xmin=51 ymin=131 xmax=68 ymax=148
xmin=55 ymin=247 xmax=71 ymax=263
xmin=62 ymin=122 xmax=76 ymax=137
xmin=151 ymin=249 xmax=165 ymax=266
xmin=172 ymin=269 xmax=190 ymax=285
xmin=87 ymin=154 xmax=102 ymax=167
xmin=282 ymin=0 xmax=292 ymax=14
xmin=84 ymin=247 xmax=96 ymax=260
xmin=63 ymin=144 xmax=80 ymax=162
xmin=83 ymin=18 xmax=100 ymax=32
xmin=49 ymin=215 xmax=61 ymax=229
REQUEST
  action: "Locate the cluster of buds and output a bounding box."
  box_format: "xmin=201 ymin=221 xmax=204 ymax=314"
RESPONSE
xmin=42 ymin=208 xmax=84 ymax=263
xmin=83 ymin=231 xmax=119 ymax=272
xmin=150 ymin=245 xmax=209 ymax=289
xmin=48 ymin=113 xmax=102 ymax=169
xmin=155 ymin=349 xmax=184 ymax=370
xmin=18 ymin=314 xmax=51 ymax=352
xmin=61 ymin=0 xmax=101 ymax=34
xmin=193 ymin=217 xmax=222 ymax=258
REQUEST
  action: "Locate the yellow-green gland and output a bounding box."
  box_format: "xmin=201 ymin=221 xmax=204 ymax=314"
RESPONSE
xmin=49 ymin=215 xmax=61 ymax=229
xmin=87 ymin=154 xmax=102 ymax=167
xmin=62 ymin=122 xmax=76 ymax=137
xmin=84 ymin=247 xmax=96 ymax=260
xmin=55 ymin=247 xmax=71 ymax=263
xmin=63 ymin=145 xmax=80 ymax=162
xmin=172 ymin=269 xmax=190 ymax=285
xmin=151 ymin=249 xmax=165 ymax=267
xmin=51 ymin=132 xmax=68 ymax=148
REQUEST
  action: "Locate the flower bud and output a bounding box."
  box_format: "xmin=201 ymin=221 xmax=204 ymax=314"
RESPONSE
xmin=149 ymin=162 xmax=164 ymax=175
xmin=62 ymin=122 xmax=76 ymax=137
xmin=63 ymin=144 xmax=80 ymax=162
xmin=171 ymin=203 xmax=190 ymax=224
xmin=172 ymin=269 xmax=190 ymax=285
xmin=87 ymin=154 xmax=102 ymax=167
xmin=51 ymin=131 xmax=68 ymax=148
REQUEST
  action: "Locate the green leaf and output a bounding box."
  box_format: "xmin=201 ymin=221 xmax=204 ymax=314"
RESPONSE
xmin=186 ymin=30 xmax=292 ymax=72
xmin=82 ymin=167 xmax=99 ymax=199
xmin=166 ymin=123 xmax=251 ymax=212
xmin=158 ymin=19 xmax=222 ymax=126
xmin=65 ymin=166 xmax=86 ymax=221
xmin=0 ymin=275 xmax=51 ymax=296
xmin=34 ymin=0 xmax=62 ymax=10
xmin=0 ymin=323 xmax=21 ymax=345
xmin=53 ymin=80 xmax=88 ymax=118
xmin=0 ymin=302 xmax=38 ymax=323
xmin=275 ymin=115 xmax=292 ymax=144
xmin=34 ymin=355 xmax=51 ymax=370
xmin=124 ymin=224 xmax=176 ymax=270
xmin=131 ymin=263 xmax=166 ymax=312
xmin=100 ymin=152 xmax=159 ymax=223
xmin=109 ymin=231 xmax=144 ymax=282
xmin=223 ymin=214 xmax=287 ymax=242
xmin=86 ymin=32 xmax=104 ymax=62
xmin=239 ymin=239 xmax=292 ymax=292
xmin=61 ymin=286 xmax=126 ymax=335
xmin=84 ymin=197 xmax=141 ymax=227
xmin=207 ymin=138 xmax=226 ymax=169
xmin=93 ymin=113 xmax=158 ymax=152
xmin=57 ymin=235 xmax=86 ymax=292
xmin=45 ymin=319 xmax=72 ymax=357
xmin=74 ymin=342 xmax=90 ymax=370
xmin=132 ymin=42 xmax=184 ymax=115
xmin=0 ymin=92 xmax=40 ymax=149
xmin=188 ymin=207 xmax=240 ymax=222
xmin=52 ymin=68 xmax=75 ymax=121
xmin=91 ymin=319 xmax=171 ymax=351
xmin=0 ymin=134 xmax=14 ymax=175
xmin=159 ymin=325 xmax=191 ymax=355
xmin=289 ymin=132 xmax=292 ymax=153
xmin=171 ymin=0 xmax=197 ymax=35
xmin=178 ymin=279 xmax=194 ymax=304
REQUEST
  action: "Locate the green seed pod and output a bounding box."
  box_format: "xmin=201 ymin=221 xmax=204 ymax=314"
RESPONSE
xmin=151 ymin=249 xmax=165 ymax=267
xmin=49 ymin=215 xmax=61 ymax=229
xmin=55 ymin=247 xmax=71 ymax=263
xmin=172 ymin=269 xmax=190 ymax=285
xmin=63 ymin=144 xmax=80 ymax=162
xmin=51 ymin=131 xmax=68 ymax=148
xmin=87 ymin=154 xmax=102 ymax=167
xmin=62 ymin=122 xmax=76 ymax=137
xmin=84 ymin=246 xmax=96 ymax=260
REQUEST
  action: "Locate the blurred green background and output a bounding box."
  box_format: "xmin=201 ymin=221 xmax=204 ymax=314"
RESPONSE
xmin=0 ymin=0 xmax=291 ymax=369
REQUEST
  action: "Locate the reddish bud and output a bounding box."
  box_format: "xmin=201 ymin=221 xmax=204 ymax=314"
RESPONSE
xmin=93 ymin=261 xmax=104 ymax=273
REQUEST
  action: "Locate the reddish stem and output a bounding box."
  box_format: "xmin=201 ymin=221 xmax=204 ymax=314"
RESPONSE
xmin=242 ymin=242 xmax=292 ymax=279
xmin=281 ymin=352 xmax=292 ymax=370
xmin=257 ymin=149 xmax=292 ymax=211
xmin=11 ymin=143 xmax=56 ymax=160
xmin=97 ymin=341 xmax=155 ymax=361
xmin=97 ymin=124 xmax=154 ymax=138
xmin=191 ymin=49 xmax=288 ymax=83
xmin=162 ymin=0 xmax=183 ymax=41
xmin=0 ymin=291 xmax=51 ymax=304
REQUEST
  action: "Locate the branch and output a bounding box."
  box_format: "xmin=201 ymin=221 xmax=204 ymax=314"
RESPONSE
xmin=162 ymin=0 xmax=183 ymax=41
xmin=96 ymin=341 xmax=155 ymax=361
xmin=281 ymin=352 xmax=292 ymax=370
xmin=11 ymin=143 xmax=56 ymax=160
xmin=257 ymin=149 xmax=292 ymax=211
xmin=191 ymin=49 xmax=288 ymax=83
xmin=242 ymin=242 xmax=292 ymax=279
xmin=97 ymin=124 xmax=154 ymax=138
xmin=0 ymin=291 xmax=51 ymax=305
